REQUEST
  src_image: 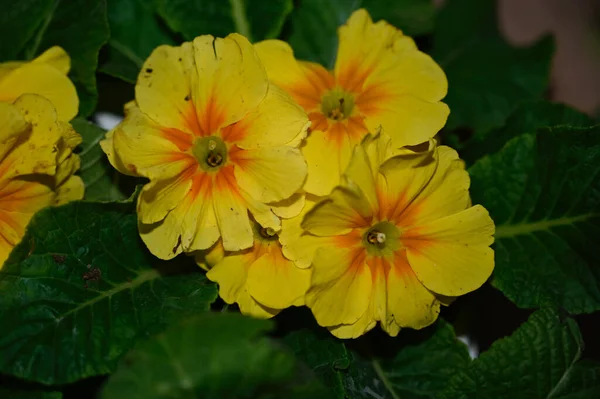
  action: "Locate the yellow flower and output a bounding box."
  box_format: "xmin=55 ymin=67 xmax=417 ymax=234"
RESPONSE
xmin=0 ymin=94 xmax=84 ymax=267
xmin=288 ymin=130 xmax=494 ymax=338
xmin=0 ymin=47 xmax=79 ymax=121
xmin=200 ymin=216 xmax=311 ymax=319
xmin=255 ymin=9 xmax=449 ymax=196
xmin=101 ymin=34 xmax=309 ymax=258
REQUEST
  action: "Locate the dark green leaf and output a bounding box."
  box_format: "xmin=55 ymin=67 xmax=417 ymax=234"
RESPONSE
xmin=102 ymin=313 xmax=331 ymax=399
xmin=432 ymin=0 xmax=554 ymax=133
xmin=0 ymin=199 xmax=218 ymax=385
xmin=283 ymin=328 xmax=351 ymax=398
xmin=72 ymin=118 xmax=142 ymax=201
xmin=469 ymin=126 xmax=600 ymax=313
xmin=0 ymin=388 xmax=61 ymax=399
xmin=438 ymin=308 xmax=600 ymax=398
xmin=0 ymin=0 xmax=54 ymax=60
xmin=287 ymin=0 xmax=435 ymax=67
xmin=157 ymin=0 xmax=293 ymax=42
xmin=458 ymin=101 xmax=594 ymax=165
xmin=342 ymin=321 xmax=470 ymax=399
xmin=22 ymin=0 xmax=109 ymax=116
xmin=101 ymin=0 xmax=176 ymax=83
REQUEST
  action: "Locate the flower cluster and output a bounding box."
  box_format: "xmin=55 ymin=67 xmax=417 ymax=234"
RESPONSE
xmin=103 ymin=9 xmax=495 ymax=337
xmin=0 ymin=47 xmax=83 ymax=267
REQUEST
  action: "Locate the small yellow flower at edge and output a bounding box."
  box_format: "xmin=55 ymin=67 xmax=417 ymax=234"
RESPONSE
xmin=284 ymin=130 xmax=495 ymax=339
xmin=254 ymin=9 xmax=449 ymax=196
xmin=0 ymin=95 xmax=84 ymax=267
xmin=198 ymin=212 xmax=311 ymax=319
xmin=0 ymin=46 xmax=79 ymax=122
xmin=101 ymin=33 xmax=310 ymax=259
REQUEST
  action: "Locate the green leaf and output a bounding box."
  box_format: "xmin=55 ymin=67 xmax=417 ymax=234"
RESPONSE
xmin=438 ymin=308 xmax=600 ymax=398
xmin=432 ymin=0 xmax=554 ymax=133
xmin=102 ymin=313 xmax=331 ymax=399
xmin=101 ymin=0 xmax=176 ymax=83
xmin=21 ymin=0 xmax=109 ymax=116
xmin=72 ymin=118 xmax=142 ymax=201
xmin=342 ymin=321 xmax=470 ymax=399
xmin=0 ymin=199 xmax=218 ymax=385
xmin=157 ymin=0 xmax=293 ymax=43
xmin=469 ymin=126 xmax=600 ymax=313
xmin=458 ymin=101 xmax=594 ymax=165
xmin=0 ymin=388 xmax=61 ymax=399
xmin=0 ymin=0 xmax=54 ymax=60
xmin=287 ymin=0 xmax=435 ymax=68
xmin=283 ymin=328 xmax=351 ymax=398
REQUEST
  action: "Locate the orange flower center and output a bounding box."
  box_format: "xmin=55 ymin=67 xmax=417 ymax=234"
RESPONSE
xmin=320 ymin=88 xmax=355 ymax=121
xmin=192 ymin=135 xmax=228 ymax=172
xmin=362 ymin=221 xmax=401 ymax=257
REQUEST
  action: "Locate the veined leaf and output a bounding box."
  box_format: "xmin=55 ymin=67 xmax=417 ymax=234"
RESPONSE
xmin=283 ymin=328 xmax=351 ymax=398
xmin=287 ymin=0 xmax=435 ymax=68
xmin=157 ymin=0 xmax=293 ymax=42
xmin=438 ymin=308 xmax=600 ymax=398
xmin=102 ymin=313 xmax=331 ymax=399
xmin=0 ymin=199 xmax=217 ymax=385
xmin=283 ymin=320 xmax=469 ymax=399
xmin=341 ymin=321 xmax=471 ymax=399
xmin=469 ymin=126 xmax=600 ymax=313
xmin=458 ymin=101 xmax=594 ymax=165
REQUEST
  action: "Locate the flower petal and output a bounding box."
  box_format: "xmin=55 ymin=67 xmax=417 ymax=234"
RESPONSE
xmin=387 ymin=252 xmax=440 ymax=329
xmin=181 ymin=173 xmax=220 ymax=252
xmin=360 ymin=95 xmax=449 ymax=147
xmin=335 ymin=9 xmax=402 ymax=92
xmin=233 ymin=146 xmax=307 ymax=203
xmin=306 ymin=247 xmax=371 ymax=326
xmin=302 ymin=128 xmax=354 ymax=196
xmin=254 ymin=40 xmax=331 ymax=110
xmin=379 ymin=141 xmax=437 ymax=223
xmin=192 ymin=34 xmax=268 ymax=132
xmin=400 ymin=146 xmax=470 ymax=226
xmin=54 ymin=175 xmax=84 ymax=205
xmin=329 ymin=258 xmax=390 ymax=338
xmin=207 ymin=252 xmax=279 ymax=319
xmin=135 ymin=43 xmax=199 ymax=134
xmin=404 ymin=205 xmax=495 ymax=297
xmin=241 ymin=190 xmax=280 ymax=231
xmin=223 ymin=84 xmax=309 ymax=149
xmin=0 ymin=63 xmax=78 ymax=121
xmin=137 ymin=174 xmax=192 ymax=225
xmin=111 ymin=105 xmax=195 ymax=180
xmin=247 ymin=250 xmax=311 ymax=309
xmin=345 ymin=144 xmax=378 ymax=212
xmin=7 ymin=94 xmax=63 ymax=177
xmin=0 ymin=102 xmax=29 ymax=162
xmin=33 ymin=46 xmax=70 ymax=74
xmin=271 ymin=193 xmax=305 ymax=219
xmin=213 ymin=167 xmax=253 ymax=251
xmin=302 ymin=182 xmax=372 ymax=236
xmin=99 ymin=130 xmax=136 ymax=177
xmin=0 ymin=179 xmax=54 ymax=266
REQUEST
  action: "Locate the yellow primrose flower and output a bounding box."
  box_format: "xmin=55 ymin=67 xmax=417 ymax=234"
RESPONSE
xmin=289 ymin=130 xmax=494 ymax=338
xmin=101 ymin=34 xmax=309 ymax=258
xmin=0 ymin=94 xmax=84 ymax=267
xmin=200 ymin=217 xmax=311 ymax=319
xmin=0 ymin=46 xmax=79 ymax=121
xmin=255 ymin=9 xmax=449 ymax=196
